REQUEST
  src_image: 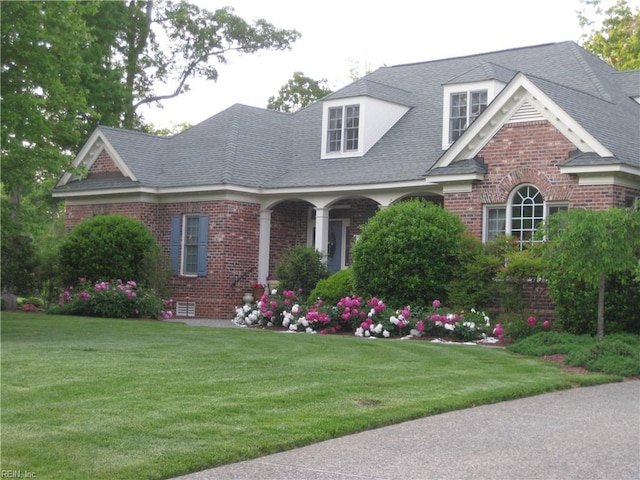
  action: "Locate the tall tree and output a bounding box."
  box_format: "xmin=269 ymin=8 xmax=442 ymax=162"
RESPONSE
xmin=267 ymin=71 xmax=332 ymax=112
xmin=578 ymin=0 xmax=640 ymax=70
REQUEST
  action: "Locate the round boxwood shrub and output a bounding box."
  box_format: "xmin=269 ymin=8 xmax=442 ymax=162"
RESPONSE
xmin=307 ymin=268 xmax=354 ymax=306
xmin=273 ymin=245 xmax=329 ymax=300
xmin=59 ymin=214 xmax=157 ymax=286
xmin=352 ymin=199 xmax=466 ymax=307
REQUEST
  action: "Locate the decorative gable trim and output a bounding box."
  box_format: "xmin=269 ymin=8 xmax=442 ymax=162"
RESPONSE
xmin=56 ymin=128 xmax=137 ymax=187
xmin=433 ymin=73 xmax=615 ymax=171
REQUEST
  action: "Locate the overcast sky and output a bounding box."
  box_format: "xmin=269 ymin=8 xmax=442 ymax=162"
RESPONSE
xmin=140 ymin=0 xmax=636 ymax=129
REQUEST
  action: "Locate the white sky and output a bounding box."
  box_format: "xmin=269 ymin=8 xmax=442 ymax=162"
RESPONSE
xmin=140 ymin=0 xmax=636 ymax=129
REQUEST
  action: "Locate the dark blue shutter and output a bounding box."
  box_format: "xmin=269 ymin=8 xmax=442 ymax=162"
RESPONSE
xmin=197 ymin=215 xmax=209 ymax=276
xmin=170 ymin=216 xmax=181 ymax=275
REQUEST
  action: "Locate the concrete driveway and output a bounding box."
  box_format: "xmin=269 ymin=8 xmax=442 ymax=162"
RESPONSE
xmin=170 ymin=381 xmax=640 ymax=480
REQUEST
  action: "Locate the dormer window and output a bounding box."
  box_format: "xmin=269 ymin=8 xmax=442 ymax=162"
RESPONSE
xmin=327 ymin=105 xmax=360 ymax=153
xmin=449 ymin=90 xmax=487 ymax=142
xmin=321 ymin=95 xmax=410 ymax=159
xmin=442 ymin=80 xmax=503 ymax=149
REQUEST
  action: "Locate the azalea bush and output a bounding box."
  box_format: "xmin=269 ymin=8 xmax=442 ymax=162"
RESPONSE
xmin=233 ymin=291 xmax=495 ymax=342
xmin=49 ymin=278 xmax=173 ymax=319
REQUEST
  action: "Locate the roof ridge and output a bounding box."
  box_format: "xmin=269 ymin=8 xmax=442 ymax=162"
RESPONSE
xmin=221 ymin=107 xmax=243 ymax=184
xmin=388 ymin=41 xmax=573 ymax=69
xmin=566 ymin=42 xmax=612 ymax=102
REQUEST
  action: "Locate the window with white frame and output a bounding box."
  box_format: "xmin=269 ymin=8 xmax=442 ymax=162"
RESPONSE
xmin=483 ymin=185 xmax=568 ymax=248
xmin=449 ymin=90 xmax=487 ymax=143
xmin=327 ymin=105 xmax=360 ymax=153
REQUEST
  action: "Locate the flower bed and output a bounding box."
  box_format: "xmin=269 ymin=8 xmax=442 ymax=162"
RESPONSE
xmin=50 ymin=278 xmax=174 ymax=319
xmin=233 ymin=290 xmax=514 ymax=343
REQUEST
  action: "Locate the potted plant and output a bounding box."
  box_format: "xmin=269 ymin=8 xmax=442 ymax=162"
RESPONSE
xmin=266 ymin=274 xmax=280 ymax=293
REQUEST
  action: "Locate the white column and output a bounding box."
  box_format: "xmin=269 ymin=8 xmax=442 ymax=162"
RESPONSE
xmin=314 ymin=207 xmax=330 ymax=263
xmin=258 ymin=209 xmax=272 ymax=284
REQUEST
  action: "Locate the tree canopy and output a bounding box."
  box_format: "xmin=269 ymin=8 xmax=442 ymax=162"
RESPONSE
xmin=267 ymin=71 xmax=333 ymax=112
xmin=578 ymin=0 xmax=640 ymax=70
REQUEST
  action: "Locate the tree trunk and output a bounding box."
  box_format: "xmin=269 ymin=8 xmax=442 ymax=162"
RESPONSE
xmin=123 ymin=0 xmax=153 ymax=129
xmin=597 ymin=274 xmax=605 ymax=343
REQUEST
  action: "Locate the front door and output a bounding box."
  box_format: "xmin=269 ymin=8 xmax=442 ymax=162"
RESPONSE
xmin=327 ymin=220 xmax=343 ymax=273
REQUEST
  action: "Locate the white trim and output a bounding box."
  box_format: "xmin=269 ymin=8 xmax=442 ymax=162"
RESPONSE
xmin=571 ymin=174 xmax=640 ymax=188
xmin=559 ymin=164 xmax=640 ymax=177
xmin=442 ymin=182 xmax=475 ymax=194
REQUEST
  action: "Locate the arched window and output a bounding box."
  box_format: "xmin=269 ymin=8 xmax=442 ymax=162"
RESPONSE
xmin=510 ymin=185 xmax=544 ymax=246
xmin=484 ymin=185 xmax=567 ymax=248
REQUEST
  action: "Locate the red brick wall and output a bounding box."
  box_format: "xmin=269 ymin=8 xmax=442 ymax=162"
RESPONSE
xmin=90 ymin=151 xmax=121 ymax=174
xmin=65 ymin=202 xmax=159 ymax=236
xmin=269 ymin=200 xmax=312 ymax=274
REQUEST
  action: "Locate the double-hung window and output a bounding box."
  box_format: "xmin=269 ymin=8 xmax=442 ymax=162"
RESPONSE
xmin=484 ymin=185 xmax=567 ymax=248
xmin=170 ymin=214 xmax=209 ymax=276
xmin=449 ymin=90 xmax=487 ymax=143
xmin=327 ymin=105 xmax=359 ymax=153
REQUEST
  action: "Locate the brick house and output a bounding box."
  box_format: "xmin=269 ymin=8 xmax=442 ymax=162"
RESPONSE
xmin=53 ymin=41 xmax=640 ymax=318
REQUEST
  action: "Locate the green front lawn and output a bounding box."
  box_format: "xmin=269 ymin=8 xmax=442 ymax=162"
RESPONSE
xmin=1 ymin=313 xmax=618 ymax=479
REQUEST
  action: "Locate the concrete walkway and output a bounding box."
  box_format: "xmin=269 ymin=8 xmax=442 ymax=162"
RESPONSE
xmin=169 ymin=379 xmax=639 ymax=480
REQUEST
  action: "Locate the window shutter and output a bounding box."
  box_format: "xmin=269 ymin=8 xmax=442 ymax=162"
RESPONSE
xmin=197 ymin=215 xmax=209 ymax=276
xmin=170 ymin=216 xmax=181 ymax=275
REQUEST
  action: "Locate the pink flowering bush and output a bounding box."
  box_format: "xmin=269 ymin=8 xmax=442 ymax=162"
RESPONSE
xmin=50 ymin=278 xmax=167 ymax=319
xmin=500 ymin=313 xmax=553 ymax=341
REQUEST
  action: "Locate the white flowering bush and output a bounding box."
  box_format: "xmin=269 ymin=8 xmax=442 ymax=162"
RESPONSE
xmin=412 ymin=300 xmax=491 ymax=342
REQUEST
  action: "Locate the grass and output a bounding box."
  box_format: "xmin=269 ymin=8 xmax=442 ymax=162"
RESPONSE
xmin=508 ymin=331 xmax=640 ymax=377
xmin=1 ymin=313 xmax=619 ymax=480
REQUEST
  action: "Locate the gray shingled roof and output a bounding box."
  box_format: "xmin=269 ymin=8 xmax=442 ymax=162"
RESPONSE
xmin=58 ymin=41 xmax=639 ymax=193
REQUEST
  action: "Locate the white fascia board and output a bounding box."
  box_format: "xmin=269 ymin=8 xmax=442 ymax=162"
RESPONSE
xmin=54 ymin=179 xmax=437 ymax=202
xmin=435 ymin=73 xmax=614 ymax=168
xmin=427 ymin=173 xmax=485 ymax=184
xmin=559 ymin=163 xmax=640 ymax=177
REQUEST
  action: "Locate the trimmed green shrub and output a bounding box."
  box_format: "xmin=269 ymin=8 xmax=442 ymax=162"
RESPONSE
xmin=307 ymin=268 xmax=354 ymax=306
xmin=447 ymin=232 xmax=502 ymax=310
xmin=352 ymin=199 xmax=466 ymax=307
xmin=273 ymin=245 xmax=329 ymax=301
xmin=59 ymin=214 xmax=157 ymax=287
